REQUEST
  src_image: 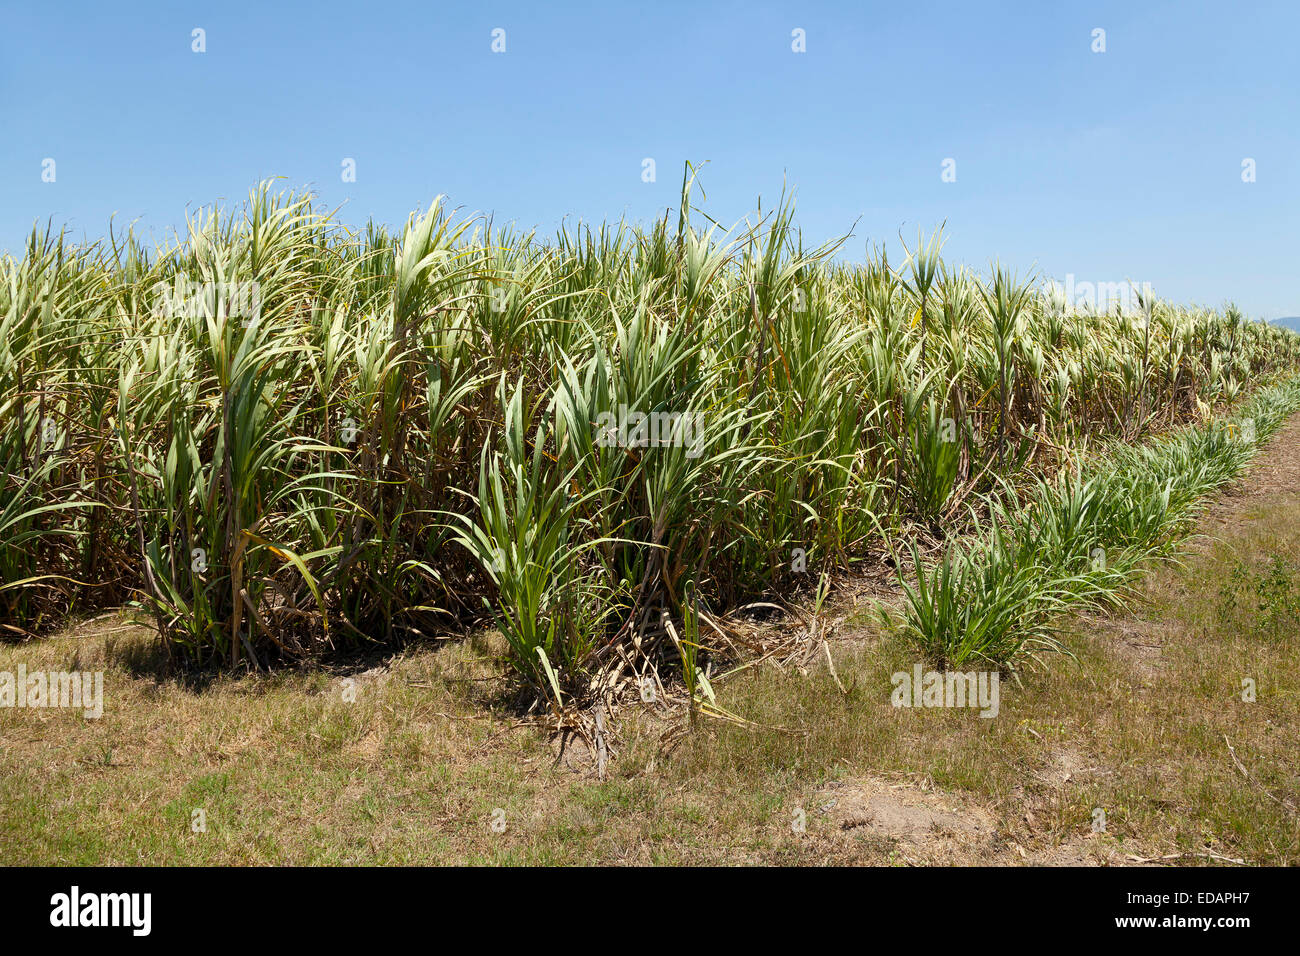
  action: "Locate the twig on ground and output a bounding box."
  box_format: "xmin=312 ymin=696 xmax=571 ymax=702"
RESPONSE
xmin=1224 ymin=733 xmax=1298 ymax=814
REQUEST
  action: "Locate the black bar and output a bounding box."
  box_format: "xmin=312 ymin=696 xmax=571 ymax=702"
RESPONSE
xmin=0 ymin=866 xmax=1287 ymax=942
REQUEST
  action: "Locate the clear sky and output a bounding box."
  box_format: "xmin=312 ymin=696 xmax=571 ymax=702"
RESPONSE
xmin=2 ymin=0 xmax=1296 ymax=319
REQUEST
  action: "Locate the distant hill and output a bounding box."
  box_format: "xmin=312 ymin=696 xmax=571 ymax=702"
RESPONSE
xmin=1270 ymin=316 xmax=1300 ymax=333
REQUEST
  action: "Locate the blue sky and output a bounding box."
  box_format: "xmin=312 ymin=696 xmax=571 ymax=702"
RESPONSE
xmin=2 ymin=0 xmax=1296 ymax=318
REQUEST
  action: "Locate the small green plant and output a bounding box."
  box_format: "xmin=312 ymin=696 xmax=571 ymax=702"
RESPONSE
xmin=1218 ymin=555 xmax=1300 ymax=638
